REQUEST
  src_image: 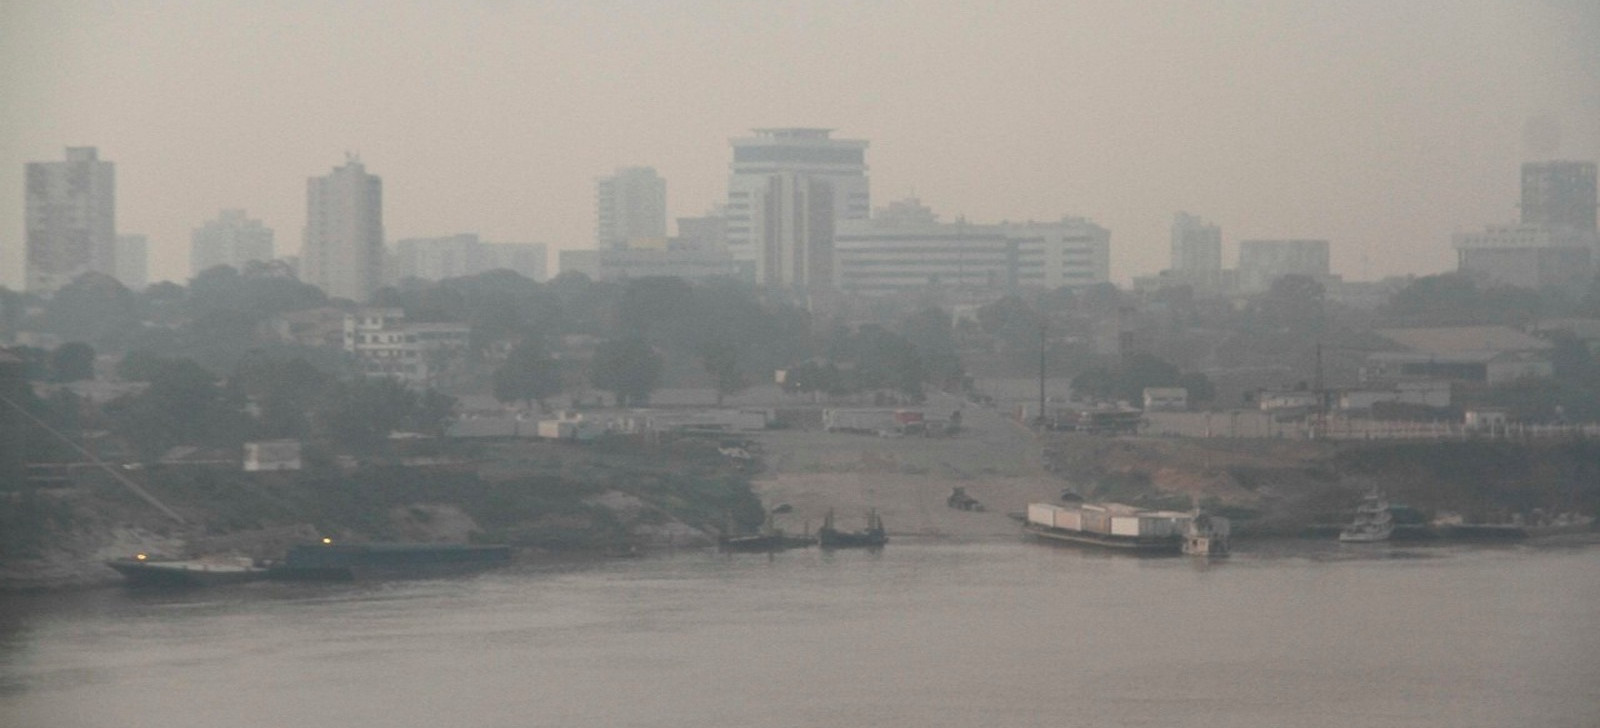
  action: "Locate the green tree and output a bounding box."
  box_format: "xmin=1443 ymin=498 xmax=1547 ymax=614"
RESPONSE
xmin=590 ymin=337 xmax=663 ymax=407
xmin=1072 ymin=352 xmax=1186 ymax=404
xmin=898 ymin=307 xmax=963 ymax=388
xmin=105 ymin=358 xmax=251 ymax=457
xmin=619 ymin=276 xmax=695 ymax=336
xmin=699 ymin=340 xmax=747 ymax=406
xmin=1247 ymin=274 xmax=1326 ymax=334
xmin=231 ymin=354 xmax=331 ymax=439
xmin=50 ymin=342 xmax=96 ymax=382
xmin=41 ymin=273 xmax=138 ymax=345
xmin=315 ymin=378 xmax=456 ymax=453
xmin=492 ymin=338 xmax=563 ymax=411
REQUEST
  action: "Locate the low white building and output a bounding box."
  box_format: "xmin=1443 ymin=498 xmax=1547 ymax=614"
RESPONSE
xmin=1337 ymin=380 xmax=1451 ymax=411
xmin=1366 ymin=326 xmax=1554 ymax=385
xmin=1453 ymin=224 xmax=1595 ymax=292
xmin=343 ymin=308 xmax=470 ymax=386
xmin=244 ymin=440 xmax=302 ymax=471
xmin=1142 ymin=387 xmax=1188 ymax=412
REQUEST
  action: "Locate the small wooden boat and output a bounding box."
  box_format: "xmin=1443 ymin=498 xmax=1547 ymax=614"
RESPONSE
xmin=818 ymin=508 xmax=887 ymax=549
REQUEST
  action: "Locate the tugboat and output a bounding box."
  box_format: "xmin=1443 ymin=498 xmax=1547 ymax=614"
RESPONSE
xmin=1339 ymin=489 xmax=1395 ymax=543
xmin=1181 ymin=509 xmax=1230 ymax=556
xmin=817 ymin=508 xmax=887 ymax=549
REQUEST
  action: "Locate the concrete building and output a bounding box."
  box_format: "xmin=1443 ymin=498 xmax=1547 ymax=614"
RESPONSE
xmin=303 ymin=156 xmax=383 ymax=303
xmin=25 ymin=147 xmax=116 ymax=294
xmin=1237 ymin=239 xmax=1331 ymax=293
xmin=1365 ymin=326 xmax=1553 ymax=385
xmin=1453 ymin=223 xmax=1595 ymax=292
xmin=726 ymin=128 xmax=869 ymax=287
xmin=834 ymin=202 xmax=1014 ymax=294
xmin=1170 ymin=212 xmax=1222 ymax=273
xmin=343 ymin=308 xmax=470 ymax=386
xmin=557 ymin=248 xmax=739 ymax=283
xmin=114 ymin=234 xmax=148 ymax=290
xmin=833 ymin=200 xmax=1110 ymax=295
xmin=392 ymin=235 xmax=548 ymax=283
xmin=1010 ymin=218 xmax=1112 ymax=289
xmin=191 ymin=209 xmax=274 ymax=277
xmin=675 ymin=213 xmax=728 ymax=253
xmin=1521 ymin=160 xmax=1597 ymax=233
xmin=393 ymin=234 xmax=481 ymax=281
xmin=596 ymin=167 xmax=667 ymax=250
xmin=480 ymin=242 xmax=547 ymax=282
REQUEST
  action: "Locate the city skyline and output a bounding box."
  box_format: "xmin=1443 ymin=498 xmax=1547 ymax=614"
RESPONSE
xmin=4 ymin=1 xmax=1599 ymax=289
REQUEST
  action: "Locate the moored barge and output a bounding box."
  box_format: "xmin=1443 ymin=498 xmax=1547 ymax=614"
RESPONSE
xmin=1023 ymin=502 xmax=1217 ymax=555
xmin=266 ymin=541 xmax=513 ymax=581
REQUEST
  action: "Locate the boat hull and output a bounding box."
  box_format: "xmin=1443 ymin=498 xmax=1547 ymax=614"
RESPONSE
xmin=106 ymin=559 xmax=266 ymax=587
xmin=267 ymin=543 xmax=512 ymax=581
xmin=717 ymin=535 xmax=815 ymax=553
xmin=817 ymin=529 xmax=887 ymax=549
xmin=1023 ymin=523 xmax=1181 ymax=554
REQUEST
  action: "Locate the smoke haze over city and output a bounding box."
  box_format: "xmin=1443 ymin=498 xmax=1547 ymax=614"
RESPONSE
xmin=3 ymin=0 xmax=1598 ymax=287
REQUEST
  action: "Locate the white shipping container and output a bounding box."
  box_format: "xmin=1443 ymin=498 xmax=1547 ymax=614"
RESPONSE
xmin=537 ymin=420 xmax=576 ymax=439
xmin=1054 ymin=509 xmax=1083 ymax=531
xmin=1110 ymin=516 xmax=1142 ymax=537
xmin=1027 ymin=503 xmax=1060 ymax=527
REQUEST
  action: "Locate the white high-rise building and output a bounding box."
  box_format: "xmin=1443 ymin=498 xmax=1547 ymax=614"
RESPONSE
xmin=192 ymin=209 xmax=274 ymax=277
xmin=25 ymin=147 xmax=116 ymax=293
xmin=596 ymin=167 xmax=667 ymax=250
xmin=303 ymin=156 xmax=383 ymax=302
xmin=726 ymin=128 xmax=868 ymax=287
xmin=115 ymin=234 xmax=148 ymax=290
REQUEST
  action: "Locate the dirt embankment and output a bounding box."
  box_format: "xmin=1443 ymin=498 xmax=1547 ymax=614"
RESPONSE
xmin=748 ymin=409 xmax=1600 ymax=539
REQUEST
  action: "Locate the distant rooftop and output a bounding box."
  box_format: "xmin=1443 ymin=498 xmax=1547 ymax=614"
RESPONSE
xmin=750 ymin=128 xmax=835 ymax=139
xmin=1376 ymin=326 xmax=1552 ymax=355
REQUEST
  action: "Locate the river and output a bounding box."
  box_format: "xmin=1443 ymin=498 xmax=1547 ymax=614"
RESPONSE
xmin=2 ymin=539 xmax=1597 ymax=728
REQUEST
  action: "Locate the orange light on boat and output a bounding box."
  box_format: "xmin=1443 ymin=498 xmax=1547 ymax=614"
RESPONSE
xmin=321 ymin=537 xmax=333 ymax=545
xmin=135 ymin=553 xmax=147 ymax=561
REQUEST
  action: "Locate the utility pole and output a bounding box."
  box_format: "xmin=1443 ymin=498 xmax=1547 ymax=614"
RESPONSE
xmin=1037 ymin=318 xmax=1047 ymax=429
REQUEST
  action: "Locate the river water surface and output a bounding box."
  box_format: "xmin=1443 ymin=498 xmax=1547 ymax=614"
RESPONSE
xmin=2 ymin=539 xmax=1598 ymax=728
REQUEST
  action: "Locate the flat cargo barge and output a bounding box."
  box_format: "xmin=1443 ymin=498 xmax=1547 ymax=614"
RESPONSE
xmin=267 ymin=542 xmax=512 ymax=581
xmin=1021 ymin=522 xmax=1181 ymax=552
xmin=1023 ymin=502 xmax=1205 ymax=555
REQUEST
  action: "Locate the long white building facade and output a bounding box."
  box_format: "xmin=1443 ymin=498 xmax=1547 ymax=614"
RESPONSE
xmin=833 ymin=199 xmax=1110 ymax=294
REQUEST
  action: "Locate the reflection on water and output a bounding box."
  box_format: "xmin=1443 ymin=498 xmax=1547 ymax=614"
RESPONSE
xmin=2 ymin=540 xmax=1597 ymax=728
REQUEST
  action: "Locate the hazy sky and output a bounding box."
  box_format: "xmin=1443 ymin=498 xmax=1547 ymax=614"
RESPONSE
xmin=3 ymin=0 xmax=1598 ymax=289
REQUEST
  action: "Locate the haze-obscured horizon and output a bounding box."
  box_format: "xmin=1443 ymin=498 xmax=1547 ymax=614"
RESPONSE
xmin=3 ymin=0 xmax=1597 ymax=288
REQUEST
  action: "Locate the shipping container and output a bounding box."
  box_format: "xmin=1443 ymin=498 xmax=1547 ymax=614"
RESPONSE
xmin=1027 ymin=503 xmax=1059 ymax=527
xmin=1054 ymin=509 xmax=1083 ymax=531
xmin=1110 ymin=516 xmax=1142 ymax=537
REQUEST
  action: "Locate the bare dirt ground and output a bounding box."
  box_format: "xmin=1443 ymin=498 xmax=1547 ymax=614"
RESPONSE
xmin=748 ymin=393 xmax=1071 ymax=540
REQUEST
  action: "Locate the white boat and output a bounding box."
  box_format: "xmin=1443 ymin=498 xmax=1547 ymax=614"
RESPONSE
xmin=1339 ymin=490 xmax=1394 ymax=543
xmin=1182 ymin=509 xmax=1231 ymax=556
